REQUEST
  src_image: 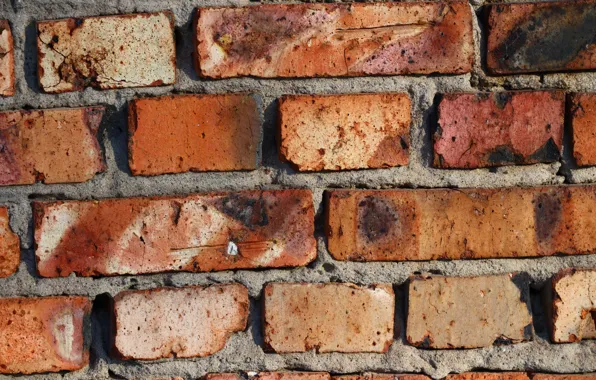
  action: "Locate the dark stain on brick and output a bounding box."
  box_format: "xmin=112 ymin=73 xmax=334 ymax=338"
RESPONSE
xmin=529 ymin=137 xmax=561 ymax=162
xmin=493 ymin=335 xmax=513 ymax=345
xmin=358 ymin=196 xmax=397 ymax=242
xmin=217 ymin=194 xmax=269 ymax=230
xmin=533 ymin=192 xmax=563 ymax=242
xmin=493 ymin=92 xmax=512 ymax=110
xmin=487 ymin=145 xmax=524 ymax=165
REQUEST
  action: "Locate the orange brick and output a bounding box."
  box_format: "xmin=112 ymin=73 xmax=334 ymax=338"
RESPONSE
xmin=0 ymin=296 xmax=91 ymax=374
xmin=34 ymin=190 xmax=315 ymax=277
xmin=129 ymin=94 xmax=260 ymax=175
xmin=0 ymin=107 xmax=105 ymax=185
xmin=113 ymin=284 xmax=248 ymax=360
xmin=446 ymin=374 xmax=530 ymax=380
xmin=0 ymin=207 xmax=19 ymax=278
xmin=0 ymin=21 xmax=14 ymax=96
xmin=195 ymin=2 xmax=474 ymax=78
xmin=264 ymin=283 xmax=394 ymax=353
xmin=571 ymin=93 xmax=596 ymax=166
xmin=333 ymin=374 xmax=430 ymax=380
xmin=532 ymin=375 xmax=596 ymax=380
xmin=279 ymin=94 xmax=411 ymax=171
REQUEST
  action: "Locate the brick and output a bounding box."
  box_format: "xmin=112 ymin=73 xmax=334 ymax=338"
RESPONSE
xmin=113 ymin=284 xmax=248 ymax=360
xmin=129 ymin=94 xmax=260 ymax=175
xmin=195 ymin=2 xmax=474 ymax=78
xmin=407 ymin=274 xmax=533 ymax=349
xmin=327 ymin=186 xmax=596 ymax=261
xmin=333 ymin=374 xmax=430 ymax=380
xmin=279 ymin=94 xmax=411 ymax=171
xmin=264 ymin=282 xmax=394 ymax=353
xmin=0 ymin=21 xmax=15 ymax=96
xmin=0 ymin=107 xmax=105 ymax=185
xmin=37 ymin=12 xmax=176 ymax=93
xmin=446 ymin=374 xmax=530 ymax=380
xmin=533 ymin=376 xmax=596 ymax=380
xmin=434 ymin=92 xmax=564 ymax=168
xmin=207 ymin=373 xmax=330 ymax=380
xmin=0 ymin=296 xmax=91 ymax=374
xmin=486 ymin=1 xmax=596 ymax=74
xmin=0 ymin=207 xmax=19 ymax=278
xmin=549 ymin=269 xmax=596 ymax=343
xmin=34 ymin=190 xmax=315 ymax=277
xmin=570 ymin=94 xmax=596 ymax=167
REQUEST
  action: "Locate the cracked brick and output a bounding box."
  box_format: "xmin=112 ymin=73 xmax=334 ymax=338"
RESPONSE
xmin=0 ymin=20 xmax=14 ymax=96
xmin=0 ymin=207 xmax=19 ymax=278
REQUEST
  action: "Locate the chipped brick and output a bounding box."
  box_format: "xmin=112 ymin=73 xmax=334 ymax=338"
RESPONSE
xmin=446 ymin=374 xmax=530 ymax=380
xmin=279 ymin=94 xmax=411 ymax=171
xmin=195 ymin=2 xmax=474 ymax=78
xmin=113 ymin=284 xmax=248 ymax=360
xmin=0 ymin=296 xmax=91 ymax=374
xmin=0 ymin=107 xmax=105 ymax=185
xmin=129 ymin=94 xmax=260 ymax=175
xmin=37 ymin=12 xmax=176 ymax=93
xmin=333 ymin=374 xmax=431 ymax=380
xmin=434 ymin=92 xmax=564 ymax=168
xmin=264 ymin=282 xmax=394 ymax=353
xmin=0 ymin=207 xmax=19 ymax=278
xmin=570 ymin=93 xmax=596 ymax=167
xmin=0 ymin=21 xmax=15 ymax=96
xmin=34 ymin=190 xmax=315 ymax=277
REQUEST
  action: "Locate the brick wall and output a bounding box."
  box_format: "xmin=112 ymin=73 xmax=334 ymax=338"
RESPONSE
xmin=0 ymin=0 xmax=595 ymax=378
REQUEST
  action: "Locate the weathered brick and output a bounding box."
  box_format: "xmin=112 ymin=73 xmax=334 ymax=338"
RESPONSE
xmin=0 ymin=296 xmax=91 ymax=374
xmin=264 ymin=282 xmax=394 ymax=353
xmin=0 ymin=21 xmax=14 ymax=96
xmin=207 ymin=373 xmax=330 ymax=380
xmin=113 ymin=284 xmax=248 ymax=360
xmin=446 ymin=374 xmax=530 ymax=380
xmin=129 ymin=94 xmax=260 ymax=175
xmin=37 ymin=12 xmax=176 ymax=93
xmin=333 ymin=374 xmax=430 ymax=380
xmin=549 ymin=269 xmax=596 ymax=343
xmin=486 ymin=1 xmax=596 ymax=74
xmin=0 ymin=107 xmax=105 ymax=185
xmin=35 ymin=190 xmax=315 ymax=277
xmin=0 ymin=207 xmax=19 ymax=278
xmin=570 ymin=94 xmax=596 ymax=167
xmin=434 ymin=92 xmax=564 ymax=168
xmin=327 ymin=186 xmax=596 ymax=261
xmin=195 ymin=2 xmax=474 ymax=78
xmin=279 ymin=94 xmax=411 ymax=171
xmin=407 ymin=274 xmax=533 ymax=349
xmin=533 ymin=375 xmax=596 ymax=380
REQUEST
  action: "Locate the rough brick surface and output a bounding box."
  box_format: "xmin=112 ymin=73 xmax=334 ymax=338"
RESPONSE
xmin=0 ymin=296 xmax=91 ymax=374
xmin=0 ymin=20 xmax=14 ymax=96
xmin=0 ymin=207 xmax=19 ymax=278
xmin=264 ymin=282 xmax=394 ymax=353
xmin=570 ymin=93 xmax=596 ymax=167
xmin=113 ymin=284 xmax=248 ymax=360
xmin=37 ymin=12 xmax=176 ymax=93
xmin=34 ymin=190 xmax=315 ymax=277
xmin=279 ymin=94 xmax=411 ymax=171
xmin=129 ymin=94 xmax=260 ymax=175
xmin=407 ymin=275 xmax=533 ymax=349
xmin=327 ymin=186 xmax=596 ymax=261
xmin=487 ymin=1 xmax=596 ymax=74
xmin=532 ymin=376 xmax=596 ymax=380
xmin=0 ymin=107 xmax=105 ymax=185
xmin=446 ymin=374 xmax=530 ymax=380
xmin=434 ymin=92 xmax=564 ymax=168
xmin=333 ymin=374 xmax=430 ymax=380
xmin=195 ymin=2 xmax=474 ymax=78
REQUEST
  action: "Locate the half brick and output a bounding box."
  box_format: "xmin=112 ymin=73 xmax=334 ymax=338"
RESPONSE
xmin=0 ymin=20 xmax=15 ymax=96
xmin=570 ymin=93 xmax=596 ymax=167
xmin=0 ymin=207 xmax=19 ymax=278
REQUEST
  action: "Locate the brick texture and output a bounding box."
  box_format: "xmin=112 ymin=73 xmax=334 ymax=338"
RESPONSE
xmin=0 ymin=20 xmax=14 ymax=96
xmin=129 ymin=94 xmax=260 ymax=175
xmin=37 ymin=12 xmax=176 ymax=93
xmin=434 ymin=92 xmax=564 ymax=168
xmin=0 ymin=207 xmax=19 ymax=278
xmin=0 ymin=107 xmax=105 ymax=185
xmin=195 ymin=2 xmax=474 ymax=78
xmin=0 ymin=296 xmax=91 ymax=374
xmin=407 ymin=275 xmax=533 ymax=349
xmin=446 ymin=374 xmax=530 ymax=380
xmin=34 ymin=190 xmax=315 ymax=277
xmin=264 ymin=282 xmax=394 ymax=353
xmin=113 ymin=284 xmax=248 ymax=360
xmin=570 ymin=93 xmax=596 ymax=167
xmin=532 ymin=376 xmax=596 ymax=380
xmin=333 ymin=374 xmax=431 ymax=380
xmin=279 ymin=94 xmax=411 ymax=171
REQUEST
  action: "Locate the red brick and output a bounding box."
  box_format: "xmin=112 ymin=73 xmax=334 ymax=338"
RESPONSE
xmin=327 ymin=186 xmax=596 ymax=261
xmin=532 ymin=375 xmax=596 ymax=380
xmin=407 ymin=275 xmax=532 ymax=349
xmin=264 ymin=282 xmax=394 ymax=353
xmin=279 ymin=94 xmax=411 ymax=171
xmin=0 ymin=296 xmax=91 ymax=374
xmin=333 ymin=374 xmax=430 ymax=380
xmin=0 ymin=207 xmax=19 ymax=278
xmin=486 ymin=1 xmax=596 ymax=74
xmin=34 ymin=190 xmax=315 ymax=277
xmin=434 ymin=92 xmax=564 ymax=168
xmin=129 ymin=94 xmax=260 ymax=175
xmin=570 ymin=93 xmax=596 ymax=167
xmin=37 ymin=12 xmax=176 ymax=93
xmin=113 ymin=284 xmax=248 ymax=360
xmin=0 ymin=21 xmax=14 ymax=96
xmin=0 ymin=107 xmax=105 ymax=185
xmin=446 ymin=374 xmax=530 ymax=380
xmin=195 ymin=2 xmax=474 ymax=78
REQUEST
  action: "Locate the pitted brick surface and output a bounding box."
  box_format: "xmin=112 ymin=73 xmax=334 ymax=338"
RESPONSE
xmin=0 ymin=20 xmax=14 ymax=96
xmin=0 ymin=207 xmax=19 ymax=278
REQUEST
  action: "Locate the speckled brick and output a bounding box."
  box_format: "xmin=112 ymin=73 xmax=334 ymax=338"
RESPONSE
xmin=407 ymin=274 xmax=533 ymax=349
xmin=327 ymin=186 xmax=596 ymax=261
xmin=487 ymin=1 xmax=596 ymax=74
xmin=264 ymin=283 xmax=394 ymax=353
xmin=113 ymin=284 xmax=248 ymax=360
xmin=434 ymin=92 xmax=564 ymax=168
xmin=0 ymin=207 xmax=19 ymax=278
xmin=570 ymin=94 xmax=596 ymax=167
xmin=333 ymin=374 xmax=431 ymax=380
xmin=279 ymin=94 xmax=411 ymax=171
xmin=34 ymin=190 xmax=315 ymax=277
xmin=195 ymin=2 xmax=474 ymax=78
xmin=37 ymin=12 xmax=176 ymax=93
xmin=129 ymin=94 xmax=260 ymax=175
xmin=0 ymin=296 xmax=91 ymax=374
xmin=446 ymin=374 xmax=530 ymax=380
xmin=0 ymin=21 xmax=14 ymax=96
xmin=0 ymin=107 xmax=105 ymax=185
